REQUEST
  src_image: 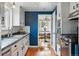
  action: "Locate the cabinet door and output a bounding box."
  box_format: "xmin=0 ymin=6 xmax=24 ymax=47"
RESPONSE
xmin=2 ymin=47 xmax=11 ymax=56
xmin=70 ymin=2 xmax=76 ymax=13
xmin=11 ymin=42 xmax=19 ymax=56
xmin=23 ymin=37 xmax=28 ymax=55
xmin=75 ymin=2 xmax=79 ymax=10
xmin=26 ymin=35 xmax=29 ymax=46
xmin=57 ymin=3 xmax=61 ymax=20
xmin=18 ymin=39 xmax=24 ymax=56
xmin=13 ymin=6 xmax=20 ymax=26
xmin=1 ymin=3 xmax=12 ymax=30
xmin=11 ymin=50 xmax=19 ymax=56
xmin=13 ymin=6 xmax=25 ymax=26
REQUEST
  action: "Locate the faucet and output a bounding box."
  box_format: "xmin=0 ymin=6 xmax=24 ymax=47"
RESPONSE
xmin=8 ymin=27 xmax=10 ymax=38
xmin=10 ymin=27 xmax=13 ymax=37
xmin=8 ymin=27 xmax=13 ymax=38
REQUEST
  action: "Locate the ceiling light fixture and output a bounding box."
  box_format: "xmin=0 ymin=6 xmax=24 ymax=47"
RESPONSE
xmin=13 ymin=2 xmax=15 ymax=8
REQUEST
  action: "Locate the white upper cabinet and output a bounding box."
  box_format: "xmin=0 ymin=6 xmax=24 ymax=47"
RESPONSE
xmin=70 ymin=2 xmax=76 ymax=13
xmin=70 ymin=2 xmax=79 ymax=13
xmin=57 ymin=2 xmax=71 ymax=34
xmin=0 ymin=3 xmax=4 ymax=17
xmin=1 ymin=3 xmax=13 ymax=30
xmin=13 ymin=6 xmax=25 ymax=26
xmin=76 ymin=2 xmax=79 ymax=10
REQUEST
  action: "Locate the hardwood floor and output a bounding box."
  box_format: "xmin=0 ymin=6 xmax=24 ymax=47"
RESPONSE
xmin=25 ymin=47 xmax=56 ymax=56
xmin=61 ymin=47 xmax=69 ymax=56
xmin=25 ymin=47 xmax=69 ymax=56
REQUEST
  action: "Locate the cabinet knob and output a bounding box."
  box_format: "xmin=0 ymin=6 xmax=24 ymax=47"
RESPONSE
xmin=17 ymin=52 xmax=19 ymax=56
xmin=76 ymin=4 xmax=79 ymax=8
xmin=14 ymin=45 xmax=17 ymax=47
xmin=73 ymin=6 xmax=75 ymax=9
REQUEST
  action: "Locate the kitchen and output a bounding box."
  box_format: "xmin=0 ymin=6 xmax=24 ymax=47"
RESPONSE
xmin=0 ymin=2 xmax=79 ymax=56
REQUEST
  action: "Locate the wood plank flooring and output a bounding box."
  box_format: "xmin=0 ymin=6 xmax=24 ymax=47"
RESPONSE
xmin=25 ymin=47 xmax=69 ymax=56
xmin=61 ymin=47 xmax=69 ymax=56
xmin=25 ymin=47 xmax=56 ymax=56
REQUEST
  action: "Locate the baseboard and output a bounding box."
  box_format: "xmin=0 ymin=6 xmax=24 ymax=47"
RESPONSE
xmin=28 ymin=46 xmax=38 ymax=48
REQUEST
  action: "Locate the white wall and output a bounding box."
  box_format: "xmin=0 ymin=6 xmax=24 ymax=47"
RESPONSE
xmin=61 ymin=2 xmax=78 ymax=34
xmin=70 ymin=20 xmax=78 ymax=34
xmin=61 ymin=2 xmax=71 ymax=34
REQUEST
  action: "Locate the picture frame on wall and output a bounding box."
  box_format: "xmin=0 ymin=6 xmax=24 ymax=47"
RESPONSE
xmin=1 ymin=17 xmax=5 ymax=27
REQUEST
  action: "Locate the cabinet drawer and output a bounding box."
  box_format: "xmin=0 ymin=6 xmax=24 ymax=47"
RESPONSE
xmin=76 ymin=2 xmax=79 ymax=10
xmin=70 ymin=2 xmax=76 ymax=13
xmin=11 ymin=50 xmax=19 ymax=56
xmin=11 ymin=42 xmax=19 ymax=53
xmin=2 ymin=47 xmax=11 ymax=56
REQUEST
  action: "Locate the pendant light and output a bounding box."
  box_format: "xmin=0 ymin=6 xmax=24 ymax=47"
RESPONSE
xmin=13 ymin=2 xmax=15 ymax=8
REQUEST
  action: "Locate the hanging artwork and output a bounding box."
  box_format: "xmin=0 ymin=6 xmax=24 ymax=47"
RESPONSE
xmin=1 ymin=17 xmax=5 ymax=27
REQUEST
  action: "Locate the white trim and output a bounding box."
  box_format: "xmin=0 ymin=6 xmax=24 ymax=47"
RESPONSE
xmin=0 ymin=17 xmax=1 ymax=56
xmin=51 ymin=47 xmax=58 ymax=56
xmin=38 ymin=15 xmax=39 ymax=47
xmin=28 ymin=46 xmax=38 ymax=48
xmin=68 ymin=15 xmax=79 ymax=20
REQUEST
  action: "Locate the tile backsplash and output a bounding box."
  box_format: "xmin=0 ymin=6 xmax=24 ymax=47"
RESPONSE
xmin=1 ymin=26 xmax=20 ymax=35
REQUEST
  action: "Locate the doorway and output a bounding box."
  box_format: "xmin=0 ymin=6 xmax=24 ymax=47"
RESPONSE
xmin=38 ymin=14 xmax=51 ymax=49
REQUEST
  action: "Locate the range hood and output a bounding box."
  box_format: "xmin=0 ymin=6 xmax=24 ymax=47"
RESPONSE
xmin=68 ymin=10 xmax=79 ymax=20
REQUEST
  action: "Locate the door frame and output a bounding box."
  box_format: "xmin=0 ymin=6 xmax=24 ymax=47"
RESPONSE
xmin=51 ymin=7 xmax=57 ymax=52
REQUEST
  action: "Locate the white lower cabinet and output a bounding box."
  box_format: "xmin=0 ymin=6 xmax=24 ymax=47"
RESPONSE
xmin=2 ymin=35 xmax=29 ymax=56
xmin=11 ymin=50 xmax=19 ymax=56
xmin=11 ymin=42 xmax=19 ymax=56
xmin=17 ymin=35 xmax=29 ymax=56
xmin=22 ymin=36 xmax=29 ymax=56
xmin=23 ymin=36 xmax=29 ymax=55
xmin=18 ymin=39 xmax=24 ymax=56
xmin=2 ymin=47 xmax=11 ymax=56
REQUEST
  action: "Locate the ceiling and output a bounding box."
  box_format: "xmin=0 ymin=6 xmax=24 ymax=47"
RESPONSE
xmin=15 ymin=2 xmax=57 ymax=11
